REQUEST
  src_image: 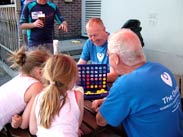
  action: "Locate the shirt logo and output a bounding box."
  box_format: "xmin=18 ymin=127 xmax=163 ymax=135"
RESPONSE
xmin=161 ymin=72 xmax=172 ymax=87
xmin=97 ymin=53 xmax=104 ymax=62
xmin=31 ymin=11 xmax=43 ymax=19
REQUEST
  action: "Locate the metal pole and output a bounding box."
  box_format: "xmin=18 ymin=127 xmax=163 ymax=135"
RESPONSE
xmin=14 ymin=0 xmax=22 ymax=48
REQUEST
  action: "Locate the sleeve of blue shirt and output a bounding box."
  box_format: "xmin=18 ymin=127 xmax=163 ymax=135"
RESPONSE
xmin=99 ymin=77 xmax=131 ymax=127
xmin=80 ymin=39 xmax=91 ymax=62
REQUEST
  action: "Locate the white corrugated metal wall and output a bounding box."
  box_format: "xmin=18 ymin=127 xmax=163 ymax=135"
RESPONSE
xmin=81 ymin=0 xmax=101 ymax=36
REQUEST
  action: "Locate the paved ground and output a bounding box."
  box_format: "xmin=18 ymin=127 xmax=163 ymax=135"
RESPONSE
xmin=0 ymin=39 xmax=86 ymax=86
xmin=58 ymin=38 xmax=85 ymax=52
xmin=0 ymin=65 xmax=11 ymax=86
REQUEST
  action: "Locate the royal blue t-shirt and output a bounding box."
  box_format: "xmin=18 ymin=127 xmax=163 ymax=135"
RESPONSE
xmin=99 ymin=62 xmax=183 ymax=137
xmin=80 ymin=39 xmax=109 ymax=65
xmin=80 ymin=38 xmax=110 ymax=72
xmin=20 ymin=1 xmax=64 ymax=47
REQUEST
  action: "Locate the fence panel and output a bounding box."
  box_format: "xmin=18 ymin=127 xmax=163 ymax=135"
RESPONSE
xmin=0 ymin=0 xmax=22 ymax=54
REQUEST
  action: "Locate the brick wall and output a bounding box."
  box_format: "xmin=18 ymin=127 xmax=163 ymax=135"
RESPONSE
xmin=53 ymin=0 xmax=82 ymax=40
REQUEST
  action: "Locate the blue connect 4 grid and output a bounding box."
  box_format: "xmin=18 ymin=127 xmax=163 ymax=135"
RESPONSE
xmin=77 ymin=64 xmax=109 ymax=100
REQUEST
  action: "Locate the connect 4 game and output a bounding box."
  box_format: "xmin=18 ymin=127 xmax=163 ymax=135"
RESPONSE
xmin=77 ymin=64 xmax=109 ymax=100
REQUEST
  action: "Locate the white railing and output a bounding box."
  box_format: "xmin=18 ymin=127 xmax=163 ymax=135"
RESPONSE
xmin=0 ymin=0 xmax=22 ymax=54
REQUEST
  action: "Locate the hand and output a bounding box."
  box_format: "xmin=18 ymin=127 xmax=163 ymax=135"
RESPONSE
xmin=78 ymin=128 xmax=84 ymax=137
xmin=11 ymin=114 xmax=22 ymax=129
xmin=91 ymin=98 xmax=105 ymax=112
xmin=74 ymin=86 xmax=84 ymax=94
xmin=58 ymin=21 xmax=68 ymax=32
xmin=32 ymin=19 xmax=44 ymax=28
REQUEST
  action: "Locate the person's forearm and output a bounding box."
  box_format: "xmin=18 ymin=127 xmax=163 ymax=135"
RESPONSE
xmin=19 ymin=120 xmax=29 ymax=129
xmin=20 ymin=23 xmax=35 ymax=30
xmin=96 ymin=112 xmax=107 ymax=126
xmin=77 ymin=58 xmax=87 ymax=64
xmin=107 ymin=72 xmax=118 ymax=82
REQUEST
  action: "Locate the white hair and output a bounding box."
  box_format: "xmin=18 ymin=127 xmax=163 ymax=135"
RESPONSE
xmin=108 ymin=29 xmax=146 ymax=66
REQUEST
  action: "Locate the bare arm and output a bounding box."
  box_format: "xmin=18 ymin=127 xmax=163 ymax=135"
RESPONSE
xmin=74 ymin=86 xmax=84 ymax=126
xmin=77 ymin=58 xmax=87 ymax=64
xmin=58 ymin=21 xmax=68 ymax=32
xmin=74 ymin=86 xmax=84 ymax=137
xmin=29 ymin=95 xmax=39 ymax=135
xmin=20 ymin=19 xmax=44 ymax=30
xmin=21 ymin=82 xmax=43 ymax=129
xmin=11 ymin=82 xmax=43 ymax=129
xmin=107 ymin=66 xmax=118 ymax=82
xmin=92 ymin=98 xmax=108 ymax=126
xmin=96 ymin=112 xmax=108 ymax=127
xmin=91 ymin=98 xmax=105 ymax=112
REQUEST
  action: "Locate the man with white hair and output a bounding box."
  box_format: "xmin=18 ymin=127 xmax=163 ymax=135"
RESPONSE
xmin=93 ymin=29 xmax=183 ymax=137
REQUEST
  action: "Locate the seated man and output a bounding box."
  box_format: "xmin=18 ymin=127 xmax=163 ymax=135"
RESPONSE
xmin=94 ymin=29 xmax=183 ymax=137
xmin=77 ymin=18 xmax=118 ymax=82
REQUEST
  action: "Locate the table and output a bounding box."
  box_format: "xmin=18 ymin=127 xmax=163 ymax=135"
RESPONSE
xmin=0 ymin=100 xmax=127 ymax=137
xmin=81 ymin=100 xmax=127 ymax=137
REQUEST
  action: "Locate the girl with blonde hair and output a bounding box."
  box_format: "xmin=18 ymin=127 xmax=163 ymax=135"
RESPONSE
xmin=29 ymin=54 xmax=84 ymax=137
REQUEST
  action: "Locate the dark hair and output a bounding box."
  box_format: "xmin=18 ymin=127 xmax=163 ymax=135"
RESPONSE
xmin=121 ymin=19 xmax=144 ymax=47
